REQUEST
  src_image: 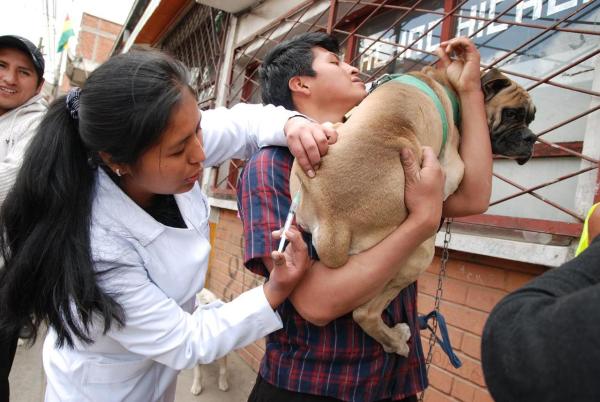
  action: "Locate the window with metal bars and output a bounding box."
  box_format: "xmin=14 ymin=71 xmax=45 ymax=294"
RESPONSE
xmin=161 ymin=4 xmax=230 ymax=110
xmin=160 ymin=3 xmax=234 ymax=192
xmin=217 ymin=0 xmax=598 ymax=252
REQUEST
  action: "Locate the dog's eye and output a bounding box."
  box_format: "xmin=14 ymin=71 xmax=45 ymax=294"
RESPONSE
xmin=503 ymin=109 xmax=516 ymax=119
xmin=503 ymin=108 xmax=525 ymax=121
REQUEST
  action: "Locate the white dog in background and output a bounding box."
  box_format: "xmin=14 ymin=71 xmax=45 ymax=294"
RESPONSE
xmin=190 ymin=288 xmax=229 ymax=395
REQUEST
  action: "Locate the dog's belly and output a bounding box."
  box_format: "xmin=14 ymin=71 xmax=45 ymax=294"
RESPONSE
xmin=291 ymin=137 xmax=410 ymax=267
xmin=291 ymin=77 xmax=459 ymax=267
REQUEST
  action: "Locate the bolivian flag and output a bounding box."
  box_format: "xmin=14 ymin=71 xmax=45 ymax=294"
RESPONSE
xmin=57 ymin=16 xmax=75 ymax=52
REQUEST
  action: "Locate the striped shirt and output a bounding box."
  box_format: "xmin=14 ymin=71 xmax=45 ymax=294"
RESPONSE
xmin=237 ymin=146 xmax=428 ymax=402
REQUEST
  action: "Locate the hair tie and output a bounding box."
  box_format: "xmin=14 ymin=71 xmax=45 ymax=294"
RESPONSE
xmin=66 ymin=87 xmax=81 ymax=120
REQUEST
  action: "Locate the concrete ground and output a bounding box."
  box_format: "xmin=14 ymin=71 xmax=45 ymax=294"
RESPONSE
xmin=10 ymin=337 xmax=257 ymax=402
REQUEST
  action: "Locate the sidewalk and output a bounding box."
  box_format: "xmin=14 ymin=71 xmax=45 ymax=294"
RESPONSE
xmin=10 ymin=338 xmax=257 ymax=402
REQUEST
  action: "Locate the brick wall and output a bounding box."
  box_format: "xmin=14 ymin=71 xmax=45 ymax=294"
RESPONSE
xmin=207 ymin=209 xmax=266 ymax=372
xmin=60 ymin=13 xmax=121 ymax=94
xmin=207 ymin=208 xmax=546 ymax=400
xmin=77 ymin=13 xmax=121 ymax=64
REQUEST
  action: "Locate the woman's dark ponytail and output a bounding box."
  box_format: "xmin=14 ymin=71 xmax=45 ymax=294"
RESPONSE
xmin=0 ymin=98 xmax=123 ymax=347
xmin=0 ymin=50 xmax=191 ymax=347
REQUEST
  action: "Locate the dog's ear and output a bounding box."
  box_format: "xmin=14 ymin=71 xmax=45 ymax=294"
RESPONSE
xmin=481 ymin=68 xmax=512 ymax=102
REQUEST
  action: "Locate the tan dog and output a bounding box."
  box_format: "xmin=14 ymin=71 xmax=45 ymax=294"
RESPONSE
xmin=190 ymin=288 xmax=229 ymax=395
xmin=289 ymin=68 xmax=535 ymax=355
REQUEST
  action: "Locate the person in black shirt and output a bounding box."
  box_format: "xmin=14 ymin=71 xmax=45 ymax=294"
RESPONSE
xmin=482 ymin=236 xmax=600 ymax=402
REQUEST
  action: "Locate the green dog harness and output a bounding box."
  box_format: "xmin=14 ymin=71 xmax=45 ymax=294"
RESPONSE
xmin=370 ymin=73 xmax=460 ymax=153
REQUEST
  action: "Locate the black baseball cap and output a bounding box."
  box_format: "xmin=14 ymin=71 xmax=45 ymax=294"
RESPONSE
xmin=0 ymin=35 xmax=45 ymax=80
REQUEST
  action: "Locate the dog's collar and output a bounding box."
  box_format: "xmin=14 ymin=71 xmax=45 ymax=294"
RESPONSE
xmin=370 ymin=74 xmax=461 ymax=153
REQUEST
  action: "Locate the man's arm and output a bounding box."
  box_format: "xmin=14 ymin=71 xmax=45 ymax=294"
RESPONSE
xmin=482 ymin=236 xmax=600 ymax=402
xmin=437 ymin=37 xmax=492 ymax=217
xmin=254 ymin=148 xmax=444 ymax=325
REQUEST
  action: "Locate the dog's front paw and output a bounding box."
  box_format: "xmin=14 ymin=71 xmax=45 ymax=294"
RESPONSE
xmin=190 ymin=381 xmax=203 ymax=395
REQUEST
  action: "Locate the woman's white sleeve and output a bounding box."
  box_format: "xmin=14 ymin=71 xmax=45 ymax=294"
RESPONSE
xmin=99 ymin=254 xmax=282 ymax=370
xmin=201 ymin=103 xmax=295 ymax=167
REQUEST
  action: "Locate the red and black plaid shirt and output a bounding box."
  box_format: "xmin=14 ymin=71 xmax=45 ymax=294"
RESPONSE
xmin=237 ymin=146 xmax=427 ymax=402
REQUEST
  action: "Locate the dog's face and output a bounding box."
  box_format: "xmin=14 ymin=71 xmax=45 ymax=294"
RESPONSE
xmin=481 ymin=68 xmax=536 ymax=165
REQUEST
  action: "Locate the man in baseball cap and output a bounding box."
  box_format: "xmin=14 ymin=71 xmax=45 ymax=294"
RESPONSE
xmin=0 ymin=35 xmax=45 ymax=114
xmin=0 ymin=34 xmax=47 ymax=401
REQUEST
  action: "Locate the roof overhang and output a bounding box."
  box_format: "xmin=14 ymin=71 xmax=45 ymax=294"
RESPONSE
xmin=135 ymin=0 xmax=192 ymax=46
xmin=195 ymin=0 xmax=260 ymax=14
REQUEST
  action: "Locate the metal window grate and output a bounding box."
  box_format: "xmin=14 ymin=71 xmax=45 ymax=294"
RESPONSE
xmin=162 ymin=4 xmax=230 ymax=110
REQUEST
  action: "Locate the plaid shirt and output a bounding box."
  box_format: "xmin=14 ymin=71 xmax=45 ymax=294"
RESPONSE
xmin=237 ymin=146 xmax=428 ymax=402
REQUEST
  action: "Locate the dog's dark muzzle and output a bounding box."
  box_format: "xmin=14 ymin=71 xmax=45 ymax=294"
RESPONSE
xmin=492 ymin=126 xmax=536 ymax=165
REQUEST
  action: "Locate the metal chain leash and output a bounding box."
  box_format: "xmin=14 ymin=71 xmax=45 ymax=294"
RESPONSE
xmin=418 ymin=218 xmax=452 ymax=402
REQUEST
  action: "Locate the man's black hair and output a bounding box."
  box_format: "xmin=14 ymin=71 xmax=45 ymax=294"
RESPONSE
xmin=259 ymin=32 xmax=339 ymax=111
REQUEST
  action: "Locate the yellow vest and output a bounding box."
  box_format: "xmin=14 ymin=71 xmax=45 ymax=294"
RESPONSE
xmin=575 ymin=202 xmax=600 ymax=256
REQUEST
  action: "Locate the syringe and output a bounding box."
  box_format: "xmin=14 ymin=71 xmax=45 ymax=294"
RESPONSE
xmin=277 ymin=189 xmax=302 ymax=253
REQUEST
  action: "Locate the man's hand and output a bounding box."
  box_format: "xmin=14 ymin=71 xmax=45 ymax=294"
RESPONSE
xmin=284 ymin=116 xmax=338 ymax=178
xmin=401 ymin=147 xmax=445 ymax=233
xmin=436 ymin=37 xmax=482 ymax=95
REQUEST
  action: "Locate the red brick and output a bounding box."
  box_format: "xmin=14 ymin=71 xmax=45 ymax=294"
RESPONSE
xmin=504 ymin=271 xmax=534 ymax=292
xmin=460 ymin=333 xmax=481 ymax=360
xmin=451 ymin=378 xmax=476 ymax=402
xmin=418 ymin=294 xmax=436 ymax=315
xmin=216 ymin=219 xmax=242 ymax=237
xmin=428 ymin=366 xmax=454 ymax=394
xmin=420 ymin=273 xmax=469 ymax=305
xmin=442 ymin=278 xmax=470 ymax=305
xmin=465 ymin=286 xmax=507 ymax=313
xmin=432 ymin=351 xmax=486 ymax=387
xmin=445 ymin=261 xmax=506 ymax=290
xmin=419 ymin=272 xmax=438 ymax=297
xmin=78 ymin=31 xmax=95 ymax=60
xmin=81 ymin=13 xmax=98 ymax=29
xmin=94 ymin=36 xmax=114 ymax=63
xmin=423 ymin=386 xmax=454 ymax=402
xmin=222 ymin=240 xmax=243 ymax=258
xmin=215 ymin=230 xmax=227 ymax=241
xmin=473 ymin=388 xmax=494 ymax=402
xmin=98 ymin=18 xmax=121 ymax=35
xmin=439 ymin=302 xmax=487 ymax=335
xmin=246 ymin=341 xmax=266 ymax=361
xmin=237 ymin=347 xmax=260 ymax=372
xmin=212 ymin=271 xmax=243 ymax=298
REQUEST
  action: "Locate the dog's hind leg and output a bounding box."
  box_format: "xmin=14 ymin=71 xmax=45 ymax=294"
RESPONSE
xmin=190 ymin=365 xmax=203 ymax=395
xmin=218 ymin=356 xmax=229 ymax=391
xmin=353 ymin=237 xmax=435 ymax=355
xmin=353 ymin=284 xmax=412 ymax=356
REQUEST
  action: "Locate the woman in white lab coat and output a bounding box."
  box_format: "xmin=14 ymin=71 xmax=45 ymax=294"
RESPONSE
xmin=0 ymin=50 xmax=334 ymax=401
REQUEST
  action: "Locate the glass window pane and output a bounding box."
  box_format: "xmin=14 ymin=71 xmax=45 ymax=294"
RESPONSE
xmin=356 ymin=0 xmax=445 ymax=76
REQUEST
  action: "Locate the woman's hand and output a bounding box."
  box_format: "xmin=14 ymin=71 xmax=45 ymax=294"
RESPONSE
xmin=263 ymin=225 xmax=311 ymax=309
xmin=436 ymin=37 xmax=483 ymax=95
xmin=284 ymin=117 xmax=338 ymax=178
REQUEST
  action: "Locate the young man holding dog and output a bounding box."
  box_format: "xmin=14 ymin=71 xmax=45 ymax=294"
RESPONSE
xmin=237 ymin=32 xmax=491 ymax=402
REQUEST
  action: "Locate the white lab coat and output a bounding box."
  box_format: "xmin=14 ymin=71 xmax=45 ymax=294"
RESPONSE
xmin=42 ymin=104 xmax=295 ymax=402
